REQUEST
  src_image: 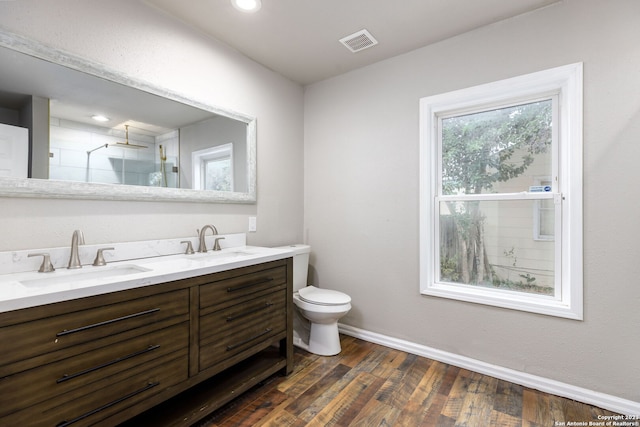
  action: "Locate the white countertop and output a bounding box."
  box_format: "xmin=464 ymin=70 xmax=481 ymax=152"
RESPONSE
xmin=0 ymin=241 xmax=294 ymax=313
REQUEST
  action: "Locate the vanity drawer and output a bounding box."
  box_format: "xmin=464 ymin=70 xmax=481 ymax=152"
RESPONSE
xmin=200 ymin=289 xmax=286 ymax=341
xmin=0 ymin=288 xmax=189 ymax=368
xmin=0 ymin=322 xmax=188 ymax=418
xmin=199 ymin=265 xmax=287 ymax=312
xmin=199 ymin=290 xmax=286 ymax=370
xmin=4 ymin=352 xmax=188 ymax=427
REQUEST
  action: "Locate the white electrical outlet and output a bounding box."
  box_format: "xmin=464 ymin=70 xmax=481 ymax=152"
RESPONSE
xmin=248 ymin=216 xmax=257 ymax=232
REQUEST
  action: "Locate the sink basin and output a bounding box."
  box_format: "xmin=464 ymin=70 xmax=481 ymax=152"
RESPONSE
xmin=19 ymin=264 xmax=151 ymax=288
xmin=187 ymin=250 xmax=255 ymax=259
xmin=156 ymin=250 xmax=258 ymax=270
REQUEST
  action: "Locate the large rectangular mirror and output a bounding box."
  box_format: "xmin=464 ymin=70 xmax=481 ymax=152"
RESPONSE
xmin=0 ymin=29 xmax=256 ymax=203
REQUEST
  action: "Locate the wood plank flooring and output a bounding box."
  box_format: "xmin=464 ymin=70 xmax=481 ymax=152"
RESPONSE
xmin=195 ymin=335 xmax=619 ymax=427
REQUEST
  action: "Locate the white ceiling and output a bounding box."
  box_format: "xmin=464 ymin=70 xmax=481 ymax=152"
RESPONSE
xmin=143 ymin=0 xmax=560 ymax=85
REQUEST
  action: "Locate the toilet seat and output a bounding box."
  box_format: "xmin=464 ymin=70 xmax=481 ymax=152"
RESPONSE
xmin=298 ymin=286 xmax=351 ymax=306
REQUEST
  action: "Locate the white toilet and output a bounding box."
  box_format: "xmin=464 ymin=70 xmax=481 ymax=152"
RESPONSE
xmin=280 ymin=244 xmax=351 ymax=356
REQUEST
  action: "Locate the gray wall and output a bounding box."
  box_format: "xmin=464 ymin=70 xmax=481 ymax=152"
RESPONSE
xmin=27 ymin=96 xmax=50 ymax=180
xmin=304 ymin=0 xmax=640 ymax=403
xmin=0 ymin=0 xmax=304 ymax=250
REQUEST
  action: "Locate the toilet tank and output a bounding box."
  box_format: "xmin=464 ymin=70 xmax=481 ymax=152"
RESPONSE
xmin=277 ymin=244 xmax=310 ymax=292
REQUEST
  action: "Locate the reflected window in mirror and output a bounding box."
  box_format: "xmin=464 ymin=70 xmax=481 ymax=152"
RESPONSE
xmin=192 ymin=143 xmax=234 ymax=191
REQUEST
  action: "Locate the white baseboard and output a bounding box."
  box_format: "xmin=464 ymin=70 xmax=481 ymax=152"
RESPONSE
xmin=338 ymin=323 xmax=640 ymax=416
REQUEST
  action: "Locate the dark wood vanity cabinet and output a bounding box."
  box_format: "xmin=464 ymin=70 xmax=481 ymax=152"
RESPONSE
xmin=0 ymin=258 xmax=293 ymax=427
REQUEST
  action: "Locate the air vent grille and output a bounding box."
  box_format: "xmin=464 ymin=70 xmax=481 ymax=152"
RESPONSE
xmin=339 ymin=29 xmax=378 ymax=53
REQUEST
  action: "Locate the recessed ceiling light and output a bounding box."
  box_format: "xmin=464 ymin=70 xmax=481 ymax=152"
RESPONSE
xmin=231 ymin=0 xmax=261 ymax=13
xmin=91 ymin=115 xmax=110 ymax=122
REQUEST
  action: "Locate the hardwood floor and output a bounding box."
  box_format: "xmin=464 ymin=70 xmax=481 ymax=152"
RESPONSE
xmin=195 ymin=335 xmax=618 ymax=427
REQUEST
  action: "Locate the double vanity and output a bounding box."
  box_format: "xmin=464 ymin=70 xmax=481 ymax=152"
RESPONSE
xmin=0 ymin=232 xmax=295 ymax=426
xmin=0 ymin=27 xmax=289 ymax=426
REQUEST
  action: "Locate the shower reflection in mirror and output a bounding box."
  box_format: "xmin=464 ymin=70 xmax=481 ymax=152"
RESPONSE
xmin=53 ymin=120 xmax=179 ymax=188
xmin=49 ymin=113 xmax=246 ymax=191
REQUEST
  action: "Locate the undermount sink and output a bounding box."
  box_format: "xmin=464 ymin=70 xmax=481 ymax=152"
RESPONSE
xmin=19 ymin=264 xmax=151 ymax=288
xmin=162 ymin=250 xmax=257 ymax=269
xmin=188 ymin=250 xmax=255 ymax=259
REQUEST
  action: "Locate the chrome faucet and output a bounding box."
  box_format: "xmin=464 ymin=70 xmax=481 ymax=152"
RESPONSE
xmin=197 ymin=224 xmax=218 ymax=253
xmin=67 ymin=230 xmax=85 ymax=269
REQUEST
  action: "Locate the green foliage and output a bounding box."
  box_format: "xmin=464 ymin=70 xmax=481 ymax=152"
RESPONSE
xmin=441 ymin=101 xmax=552 ymax=196
xmin=519 ymin=273 xmax=537 ymax=286
xmin=503 ymin=247 xmax=517 ymax=267
xmin=440 ymin=255 xmax=460 ymax=282
xmin=492 ymin=276 xmax=552 ymax=295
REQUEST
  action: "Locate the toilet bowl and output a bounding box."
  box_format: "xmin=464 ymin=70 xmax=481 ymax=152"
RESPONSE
xmin=294 ymin=286 xmax=351 ymax=356
xmin=277 ymin=244 xmax=352 ymax=356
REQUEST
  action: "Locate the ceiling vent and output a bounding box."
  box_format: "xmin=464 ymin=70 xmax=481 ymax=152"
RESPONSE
xmin=339 ymin=29 xmax=378 ymax=53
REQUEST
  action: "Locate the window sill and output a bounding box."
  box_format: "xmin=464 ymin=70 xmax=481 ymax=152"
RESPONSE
xmin=421 ymin=284 xmax=583 ymax=320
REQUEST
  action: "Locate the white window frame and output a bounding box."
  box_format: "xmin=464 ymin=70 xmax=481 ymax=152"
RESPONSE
xmin=419 ymin=63 xmax=583 ymax=320
xmin=192 ymin=143 xmax=234 ymax=191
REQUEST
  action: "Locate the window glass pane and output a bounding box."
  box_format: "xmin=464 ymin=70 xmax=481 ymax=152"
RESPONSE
xmin=205 ymin=158 xmax=232 ymax=191
xmin=439 ymin=199 xmax=554 ymax=295
xmin=534 ymin=179 xmax=554 ymax=240
xmin=441 ymin=100 xmax=553 ymax=195
xmin=539 ymin=201 xmax=554 ymax=236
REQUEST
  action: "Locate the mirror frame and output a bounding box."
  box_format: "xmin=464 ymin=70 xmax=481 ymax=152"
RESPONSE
xmin=0 ymin=29 xmax=257 ymax=203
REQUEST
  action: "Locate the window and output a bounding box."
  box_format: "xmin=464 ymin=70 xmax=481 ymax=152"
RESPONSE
xmin=419 ymin=63 xmax=583 ymax=319
xmin=192 ymin=143 xmax=234 ymax=191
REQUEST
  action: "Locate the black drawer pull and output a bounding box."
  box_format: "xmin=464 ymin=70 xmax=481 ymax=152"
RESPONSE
xmin=55 ymin=381 xmax=159 ymax=427
xmin=56 ymin=345 xmax=161 ymax=384
xmin=226 ymin=303 xmax=274 ymax=322
xmin=227 ymin=277 xmax=273 ymax=292
xmin=226 ymin=328 xmax=272 ymax=351
xmin=56 ymin=308 xmax=160 ymax=337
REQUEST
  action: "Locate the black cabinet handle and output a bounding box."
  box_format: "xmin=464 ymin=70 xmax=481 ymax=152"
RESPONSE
xmin=226 ymin=328 xmax=272 ymax=351
xmin=55 ymin=381 xmax=159 ymax=427
xmin=56 ymin=345 xmax=161 ymax=384
xmin=226 ymin=303 xmax=274 ymax=322
xmin=226 ymin=278 xmax=273 ymax=292
xmin=56 ymin=308 xmax=160 ymax=337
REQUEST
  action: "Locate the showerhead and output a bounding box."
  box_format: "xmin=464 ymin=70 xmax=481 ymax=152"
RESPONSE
xmin=115 ymin=125 xmax=147 ymax=149
xmin=114 ymin=141 xmax=147 ymax=149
